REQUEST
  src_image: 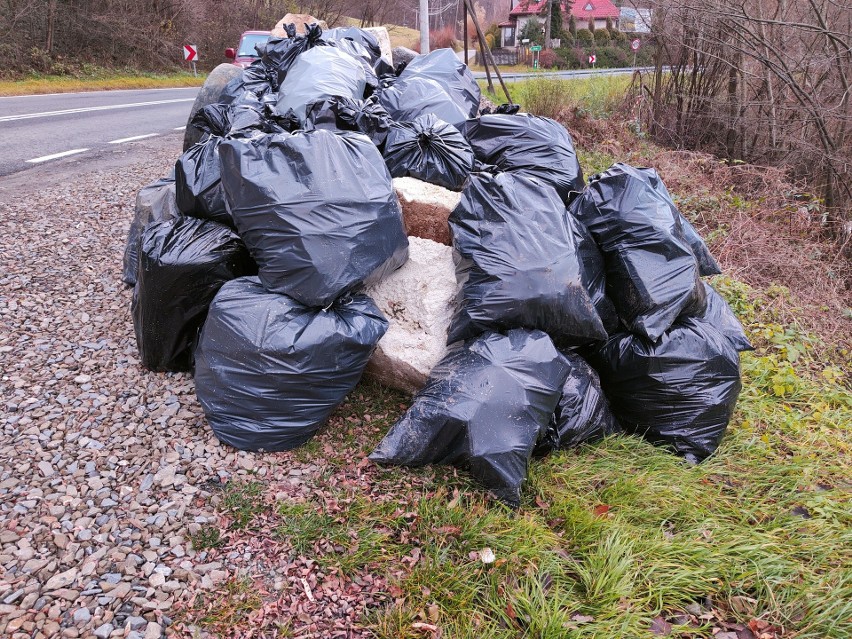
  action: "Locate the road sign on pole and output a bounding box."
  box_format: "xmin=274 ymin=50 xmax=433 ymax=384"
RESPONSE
xmin=183 ymin=45 xmax=198 ymax=77
xmin=588 ymin=53 xmax=596 ymax=67
xmin=631 ymin=38 xmax=641 ymax=51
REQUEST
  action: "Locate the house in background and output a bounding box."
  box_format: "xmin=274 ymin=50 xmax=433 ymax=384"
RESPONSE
xmin=500 ymin=0 xmax=621 ymax=47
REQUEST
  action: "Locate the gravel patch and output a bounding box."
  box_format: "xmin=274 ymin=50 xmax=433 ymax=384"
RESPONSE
xmin=0 ymin=138 xmax=363 ymax=638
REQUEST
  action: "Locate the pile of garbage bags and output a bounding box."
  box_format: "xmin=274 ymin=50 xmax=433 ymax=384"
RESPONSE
xmin=125 ymin=24 xmax=751 ymax=507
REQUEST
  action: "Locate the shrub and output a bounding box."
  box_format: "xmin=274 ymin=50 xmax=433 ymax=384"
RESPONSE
xmin=518 ymin=77 xmax=571 ymax=119
xmin=431 ymin=25 xmax=460 ymax=51
xmin=610 ymin=29 xmax=627 ymax=45
xmin=556 ymin=46 xmax=583 ymax=69
xmin=520 ymin=17 xmax=544 ymax=45
xmin=575 ymin=28 xmax=594 ymax=47
xmin=538 ymin=48 xmax=559 ymax=69
xmin=485 ymin=33 xmax=495 ymax=49
xmin=595 ymin=45 xmax=630 ymax=68
xmin=587 ymin=18 xmax=595 ymax=33
xmin=596 ymin=29 xmax=611 ymax=46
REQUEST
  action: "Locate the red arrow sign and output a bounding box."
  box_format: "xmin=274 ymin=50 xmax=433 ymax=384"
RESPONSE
xmin=183 ymin=45 xmax=198 ymax=62
xmin=588 ymin=54 xmax=596 ymax=64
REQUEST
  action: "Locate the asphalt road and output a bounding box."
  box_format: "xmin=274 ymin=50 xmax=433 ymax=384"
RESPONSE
xmin=0 ymin=87 xmax=198 ymax=177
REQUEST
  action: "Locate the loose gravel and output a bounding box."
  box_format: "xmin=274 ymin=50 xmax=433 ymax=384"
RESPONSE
xmin=0 ymin=137 xmax=348 ymax=638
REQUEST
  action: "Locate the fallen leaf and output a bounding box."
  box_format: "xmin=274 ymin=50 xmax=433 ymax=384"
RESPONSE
xmin=730 ymin=595 xmax=757 ymax=615
xmin=714 ymin=632 xmax=739 ymax=639
xmin=650 ymin=616 xmax=672 ymax=636
xmin=570 ymin=614 xmax=594 ymax=623
xmin=480 ymin=547 xmax=495 ymax=564
xmin=593 ymin=504 xmax=610 ymax=516
xmin=428 ymin=604 xmax=440 ymax=623
xmin=506 ymin=601 xmax=517 ymax=621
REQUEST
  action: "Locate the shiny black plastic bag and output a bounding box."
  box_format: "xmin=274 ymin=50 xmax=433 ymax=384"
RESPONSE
xmin=536 ymin=350 xmax=621 ymax=454
xmin=572 ymin=219 xmax=620 ymax=334
xmin=463 ymin=113 xmax=584 ymax=204
xmin=304 ymin=95 xmax=391 ymax=147
xmin=219 ymin=130 xmax=409 ymax=307
xmin=260 ymin=23 xmax=331 ymax=89
xmin=132 ymin=218 xmax=256 ymax=372
xmin=383 ymin=114 xmax=474 ymax=191
xmin=379 ymin=77 xmax=470 ymax=130
xmin=370 ymin=329 xmax=570 ymax=507
xmin=190 ymin=104 xmax=231 ymax=136
xmin=588 ymin=318 xmax=742 ymax=463
xmin=195 ymin=277 xmax=388 ymax=452
xmin=448 ymin=172 xmax=607 ymax=346
xmin=680 ymin=215 xmax=722 ymax=276
xmin=398 ymin=48 xmax=480 ymax=119
xmin=323 ymin=27 xmax=394 ymax=77
xmin=123 ymin=175 xmax=181 ymax=286
xmin=174 ymin=136 xmax=232 ymax=227
xmin=568 ymin=163 xmax=706 ymax=341
xmin=700 ymin=282 xmax=753 ymax=352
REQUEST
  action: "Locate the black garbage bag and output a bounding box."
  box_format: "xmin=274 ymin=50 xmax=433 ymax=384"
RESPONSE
xmin=588 ymin=318 xmax=742 ymax=463
xmin=680 ymin=215 xmax=722 ymax=276
xmin=323 ymin=37 xmax=379 ymax=96
xmin=379 ymin=77 xmax=471 ymax=130
xmin=463 ymin=113 xmax=584 ymax=205
xmin=304 ymin=95 xmax=391 ymax=147
xmin=398 ymin=48 xmax=480 ymax=119
xmin=383 ymin=114 xmax=474 ymax=191
xmin=219 ymin=130 xmax=409 ymax=307
xmin=218 ymin=60 xmax=275 ymax=104
xmin=568 ymin=163 xmax=706 ymax=341
xmin=535 ymin=350 xmax=621 ymax=454
xmin=276 ymin=46 xmax=367 ymax=124
xmin=480 ymin=103 xmax=521 ymax=115
xmin=572 ymin=219 xmax=620 ymax=334
xmin=132 ymin=218 xmax=256 ymax=372
xmin=122 ymin=175 xmax=181 ymax=286
xmin=700 ymin=282 xmax=753 ymax=352
xmin=190 ymin=104 xmax=231 ymax=136
xmin=323 ymin=27 xmax=394 ymax=77
xmin=448 ymin=172 xmax=608 ymax=347
xmin=226 ymin=91 xmax=284 ymax=139
xmin=260 ymin=23 xmax=331 ymax=89
xmin=370 ymin=329 xmax=570 ymax=507
xmin=195 ymin=277 xmax=388 ymax=452
xmin=174 ymin=136 xmax=231 ymax=227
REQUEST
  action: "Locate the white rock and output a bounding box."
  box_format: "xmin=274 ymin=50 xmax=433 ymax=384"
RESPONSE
xmin=145 ymin=622 xmax=163 ymax=639
xmin=364 ymin=236 xmax=459 ymax=394
xmin=393 ymin=177 xmax=461 ymax=246
xmin=44 ymin=567 xmax=77 ymax=591
xmin=364 ymin=27 xmax=393 ymax=65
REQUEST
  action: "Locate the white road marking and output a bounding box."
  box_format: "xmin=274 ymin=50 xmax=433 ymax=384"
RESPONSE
xmin=0 ymin=87 xmax=199 ymax=99
xmin=173 ymin=126 xmax=186 ymax=130
xmin=108 ymin=133 xmax=159 ymax=144
xmin=26 ymin=148 xmax=89 ymax=163
xmin=0 ymin=98 xmax=194 ymax=123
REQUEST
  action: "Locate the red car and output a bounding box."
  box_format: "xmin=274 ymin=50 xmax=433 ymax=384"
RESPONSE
xmin=224 ymin=30 xmax=272 ymax=68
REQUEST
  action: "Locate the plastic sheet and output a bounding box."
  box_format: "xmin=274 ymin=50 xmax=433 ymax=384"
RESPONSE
xmin=132 ymin=218 xmax=256 ymax=372
xmin=275 ymin=46 xmax=367 ymax=124
xmin=122 ymin=175 xmax=181 ymax=286
xmin=304 ymin=95 xmax=391 ymax=147
xmin=195 ymin=277 xmax=387 ymax=451
xmin=568 ymin=163 xmax=706 ymax=341
xmin=370 ymin=329 xmax=570 ymax=507
xmin=700 ymin=282 xmax=753 ymax=352
xmin=379 ymin=77 xmax=470 ymax=130
xmin=383 ymin=114 xmax=474 ymax=191
xmin=588 ymin=318 xmax=742 ymax=463
xmin=219 ymin=129 xmax=409 ymax=307
xmin=463 ymin=113 xmax=585 ymax=205
xmin=536 ymin=350 xmax=621 ymax=454
xmin=398 ymin=48 xmax=480 ymax=119
xmin=174 ymin=136 xmax=231 ymax=227
xmin=448 ymin=172 xmax=607 ymax=346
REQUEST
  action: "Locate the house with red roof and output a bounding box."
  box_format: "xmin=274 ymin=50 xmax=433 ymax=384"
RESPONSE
xmin=500 ymin=0 xmax=621 ymax=47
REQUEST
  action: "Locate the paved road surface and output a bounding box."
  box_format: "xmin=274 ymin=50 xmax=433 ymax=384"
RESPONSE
xmin=0 ymin=87 xmax=198 ymax=177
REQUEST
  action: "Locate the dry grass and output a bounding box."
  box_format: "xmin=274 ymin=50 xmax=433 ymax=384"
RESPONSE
xmin=0 ymin=71 xmax=205 ymax=96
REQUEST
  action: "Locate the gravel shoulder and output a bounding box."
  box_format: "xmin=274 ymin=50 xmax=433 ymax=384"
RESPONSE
xmin=0 ymin=135 xmax=296 ymax=639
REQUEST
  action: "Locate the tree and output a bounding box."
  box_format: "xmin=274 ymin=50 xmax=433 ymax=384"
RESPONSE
xmin=520 ymin=17 xmax=544 ymax=45
xmin=587 ymin=17 xmax=595 ymax=33
xmin=568 ymin=14 xmax=577 ymax=36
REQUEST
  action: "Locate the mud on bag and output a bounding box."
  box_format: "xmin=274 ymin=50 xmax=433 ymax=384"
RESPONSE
xmin=568 ymin=163 xmax=706 ymax=341
xmin=194 ymin=277 xmax=388 ymax=452
xmin=123 ymin=175 xmax=181 ymax=286
xmin=370 ymin=329 xmax=570 ymax=507
xmin=219 ymin=130 xmax=408 ymax=308
xmin=382 ymin=114 xmax=474 ymax=191
xmin=464 ymin=113 xmax=585 ymax=205
xmin=132 ymin=217 xmax=256 ymax=372
xmin=447 ymin=172 xmax=608 ymax=347
xmin=588 ymin=318 xmax=742 ymax=463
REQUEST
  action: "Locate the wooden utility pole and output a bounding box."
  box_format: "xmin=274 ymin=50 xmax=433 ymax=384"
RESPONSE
xmin=463 ymin=0 xmax=512 ymax=104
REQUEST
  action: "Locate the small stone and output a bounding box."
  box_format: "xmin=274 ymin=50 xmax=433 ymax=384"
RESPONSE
xmin=144 ymin=621 xmax=162 ymax=639
xmin=93 ymin=623 xmax=114 ymax=639
xmin=74 ymin=375 xmax=91 ymax=384
xmin=44 ymin=567 xmax=77 ymax=591
xmin=126 ymin=616 xmax=147 ymax=631
xmin=38 ymin=461 xmax=55 ymax=477
xmin=72 ymin=608 xmax=91 ymax=624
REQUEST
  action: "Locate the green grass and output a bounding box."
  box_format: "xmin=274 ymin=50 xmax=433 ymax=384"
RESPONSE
xmin=481 ymin=74 xmax=631 ymax=118
xmin=0 ymin=67 xmax=205 ymax=96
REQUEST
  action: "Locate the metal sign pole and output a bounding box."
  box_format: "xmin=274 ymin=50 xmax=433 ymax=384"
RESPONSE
xmin=191 ymin=61 xmax=197 ymax=77
xmin=419 ymin=0 xmax=430 ymax=54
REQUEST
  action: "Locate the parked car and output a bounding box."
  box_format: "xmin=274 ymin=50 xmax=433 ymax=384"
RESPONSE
xmin=224 ymin=30 xmax=272 ymax=68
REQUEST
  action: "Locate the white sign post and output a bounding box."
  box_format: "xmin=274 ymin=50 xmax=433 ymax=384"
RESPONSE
xmin=183 ymin=44 xmax=198 ymax=76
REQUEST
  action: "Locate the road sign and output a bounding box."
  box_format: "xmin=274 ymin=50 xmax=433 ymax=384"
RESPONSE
xmin=588 ymin=54 xmax=596 ymax=64
xmin=631 ymin=38 xmax=641 ymax=51
xmin=530 ymin=45 xmax=542 ymax=52
xmin=183 ymin=45 xmax=198 ymax=62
